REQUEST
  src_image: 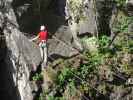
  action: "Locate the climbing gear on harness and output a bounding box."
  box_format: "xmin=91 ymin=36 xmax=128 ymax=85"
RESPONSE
xmin=40 ymin=40 xmax=46 ymax=49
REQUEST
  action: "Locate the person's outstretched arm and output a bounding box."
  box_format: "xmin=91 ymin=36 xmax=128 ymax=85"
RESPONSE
xmin=30 ymin=35 xmax=39 ymax=42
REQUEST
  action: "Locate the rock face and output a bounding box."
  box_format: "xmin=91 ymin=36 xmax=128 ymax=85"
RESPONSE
xmin=0 ymin=0 xmax=42 ymax=100
xmin=4 ymin=20 xmax=41 ymax=100
xmin=65 ymin=0 xmax=97 ymax=51
xmin=66 ymin=0 xmax=116 ymax=36
xmin=11 ymin=0 xmax=119 ymax=53
xmin=66 ymin=0 xmax=98 ymax=35
xmin=0 ymin=0 xmax=80 ymax=99
xmin=48 ymin=26 xmax=79 ymax=59
xmin=0 ymin=0 xmax=132 ymax=100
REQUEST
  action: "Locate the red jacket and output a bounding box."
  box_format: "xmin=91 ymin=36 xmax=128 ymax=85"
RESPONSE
xmin=39 ymin=30 xmax=48 ymax=41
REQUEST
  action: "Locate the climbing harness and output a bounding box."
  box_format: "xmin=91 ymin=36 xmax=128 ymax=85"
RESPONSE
xmin=40 ymin=40 xmax=46 ymax=49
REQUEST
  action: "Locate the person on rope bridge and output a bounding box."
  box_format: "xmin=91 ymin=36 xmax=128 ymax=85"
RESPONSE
xmin=30 ymin=25 xmax=48 ymax=69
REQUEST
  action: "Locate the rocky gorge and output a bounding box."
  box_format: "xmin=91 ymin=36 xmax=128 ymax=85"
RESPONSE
xmin=0 ymin=0 xmax=133 ymax=100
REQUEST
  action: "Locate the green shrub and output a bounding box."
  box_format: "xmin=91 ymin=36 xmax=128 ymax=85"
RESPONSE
xmin=67 ymin=81 xmax=76 ymax=96
xmin=98 ymin=35 xmax=110 ymax=47
xmin=32 ymin=73 xmax=43 ymax=81
xmin=115 ymin=0 xmax=126 ymax=8
xmin=57 ymin=67 xmax=75 ymax=87
xmin=112 ymin=12 xmax=133 ymax=33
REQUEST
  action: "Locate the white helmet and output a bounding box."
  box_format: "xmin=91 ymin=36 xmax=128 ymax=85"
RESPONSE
xmin=40 ymin=25 xmax=45 ymax=31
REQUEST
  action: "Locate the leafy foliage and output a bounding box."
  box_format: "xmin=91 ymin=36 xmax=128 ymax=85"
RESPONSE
xmin=67 ymin=81 xmax=77 ymax=96
xmin=113 ymin=13 xmax=133 ymax=33
xmin=57 ymin=67 xmax=74 ymax=86
xmin=33 ymin=1 xmax=133 ymax=99
xmin=37 ymin=31 xmax=132 ymax=99
xmin=98 ymin=35 xmax=110 ymax=47
xmin=115 ymin=0 xmax=126 ymax=8
xmin=32 ymin=73 xmax=43 ymax=81
xmin=67 ymin=0 xmax=86 ymax=21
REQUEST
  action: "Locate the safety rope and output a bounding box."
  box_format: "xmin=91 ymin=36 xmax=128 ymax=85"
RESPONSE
xmin=35 ymin=0 xmax=128 ymax=84
xmin=49 ymin=55 xmax=127 ymax=90
xmin=48 ymin=56 xmax=106 ymax=96
xmin=51 ymin=33 xmax=81 ymax=53
xmin=1 ymin=25 xmax=128 ymax=83
xmin=46 ymin=30 xmax=129 ymax=83
xmin=70 ymin=71 xmax=106 ymax=96
xmin=48 ymin=34 xmax=128 ymax=81
xmin=35 ymin=0 xmax=84 ymax=54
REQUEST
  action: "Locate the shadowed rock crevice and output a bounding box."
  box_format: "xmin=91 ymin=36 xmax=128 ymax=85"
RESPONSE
xmin=12 ymin=0 xmax=66 ymax=34
xmin=0 ymin=28 xmax=21 ymax=100
xmin=96 ymin=0 xmax=116 ymax=36
xmin=0 ymin=60 xmax=21 ymax=100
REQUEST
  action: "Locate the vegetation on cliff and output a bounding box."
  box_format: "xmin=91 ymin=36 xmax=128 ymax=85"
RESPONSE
xmin=29 ymin=0 xmax=133 ymax=100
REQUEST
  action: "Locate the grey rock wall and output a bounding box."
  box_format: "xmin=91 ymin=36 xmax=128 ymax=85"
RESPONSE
xmin=0 ymin=0 xmax=42 ymax=100
xmin=0 ymin=0 xmax=132 ymax=99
